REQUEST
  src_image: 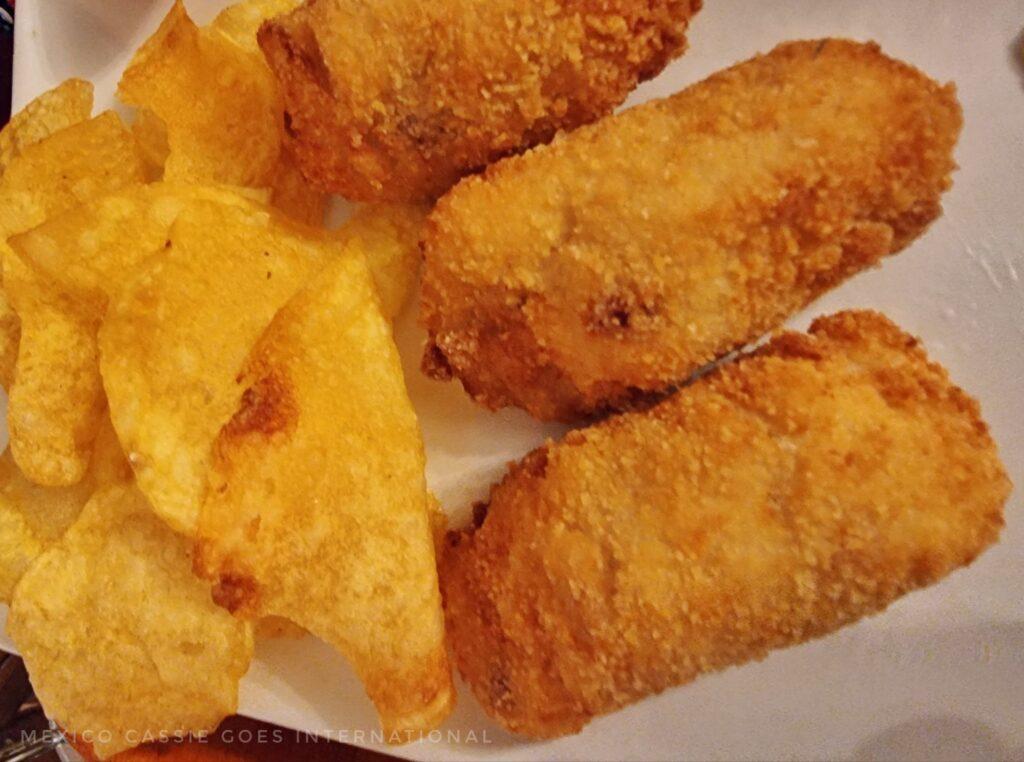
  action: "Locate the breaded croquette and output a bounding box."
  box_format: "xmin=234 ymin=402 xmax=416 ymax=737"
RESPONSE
xmin=440 ymin=310 xmax=1009 ymax=739
xmin=421 ymin=40 xmax=963 ymax=422
xmin=258 ymin=0 xmax=703 ymax=202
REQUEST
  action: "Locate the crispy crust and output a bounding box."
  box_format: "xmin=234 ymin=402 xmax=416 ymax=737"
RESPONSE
xmin=258 ymin=0 xmax=703 ymax=202
xmin=421 ymin=39 xmax=963 ymax=422
xmin=439 ymin=310 xmax=1010 ymax=738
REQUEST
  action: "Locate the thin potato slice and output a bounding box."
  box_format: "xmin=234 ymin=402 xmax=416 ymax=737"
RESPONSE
xmin=0 ymin=79 xmax=93 ymax=178
xmin=0 ymin=109 xmax=142 ymax=390
xmin=336 ymin=204 xmax=428 ymax=319
xmin=5 ymin=185 xmax=269 ymax=487
xmin=4 ymin=250 xmax=104 ymax=487
xmin=8 ymin=484 xmax=254 ymax=760
xmin=100 ymin=201 xmax=338 ymax=535
xmin=118 ymin=0 xmax=281 ymax=187
xmin=0 ymin=415 xmax=130 ymax=602
xmin=0 ymin=112 xmax=144 ymax=485
xmin=196 ymin=251 xmax=453 ymax=738
xmin=208 ymin=0 xmax=326 ymax=224
xmin=0 ymin=111 xmax=146 ymax=241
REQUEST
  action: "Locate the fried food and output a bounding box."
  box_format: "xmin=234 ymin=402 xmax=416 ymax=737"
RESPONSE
xmin=119 ymin=1 xmax=326 ymax=224
xmin=118 ymin=0 xmax=281 ymax=187
xmin=0 ymin=111 xmax=145 ymax=485
xmin=8 ymin=484 xmax=254 ymax=760
xmin=0 ymin=78 xmax=93 ymax=177
xmin=336 ymin=204 xmax=429 ymax=319
xmin=258 ymin=0 xmax=704 ymax=202
xmin=99 ymin=199 xmax=337 ymax=535
xmin=421 ymin=39 xmax=963 ymax=422
xmin=440 ymin=310 xmax=1009 ymax=738
xmin=196 ymin=250 xmax=453 ymax=738
xmin=0 ymin=415 xmax=132 ymax=602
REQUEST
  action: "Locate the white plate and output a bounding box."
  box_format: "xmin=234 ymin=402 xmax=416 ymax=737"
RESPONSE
xmin=6 ymin=1 xmax=1024 ymax=759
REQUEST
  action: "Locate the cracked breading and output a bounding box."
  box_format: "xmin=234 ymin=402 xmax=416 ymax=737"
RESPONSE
xmin=258 ymin=0 xmax=703 ymax=202
xmin=440 ymin=310 xmax=1009 ymax=739
xmin=421 ymin=39 xmax=963 ymax=422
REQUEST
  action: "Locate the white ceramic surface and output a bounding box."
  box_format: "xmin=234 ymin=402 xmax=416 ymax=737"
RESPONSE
xmin=6 ymin=1 xmax=1024 ymax=759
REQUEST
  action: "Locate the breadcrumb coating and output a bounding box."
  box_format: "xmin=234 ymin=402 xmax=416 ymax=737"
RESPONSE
xmin=440 ymin=310 xmax=1009 ymax=739
xmin=421 ymin=39 xmax=963 ymax=422
xmin=258 ymin=0 xmax=702 ymax=202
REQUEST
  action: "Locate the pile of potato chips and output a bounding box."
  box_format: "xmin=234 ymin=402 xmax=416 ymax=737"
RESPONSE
xmin=0 ymin=1 xmax=450 ymax=757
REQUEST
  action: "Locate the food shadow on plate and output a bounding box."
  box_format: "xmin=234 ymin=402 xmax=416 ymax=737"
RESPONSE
xmin=1011 ymin=28 xmax=1024 ymax=91
xmin=246 ymin=634 xmax=519 ymax=750
xmin=851 ymin=715 xmax=1020 ymax=762
xmin=392 ymin=299 xmax=566 ymax=527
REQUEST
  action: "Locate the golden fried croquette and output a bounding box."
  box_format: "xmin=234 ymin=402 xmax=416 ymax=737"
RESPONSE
xmin=421 ymin=40 xmax=963 ymax=422
xmin=440 ymin=310 xmax=1009 ymax=739
xmin=257 ymin=0 xmax=703 ymax=202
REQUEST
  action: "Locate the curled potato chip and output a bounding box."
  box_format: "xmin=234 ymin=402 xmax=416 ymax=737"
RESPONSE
xmin=336 ymin=204 xmax=428 ymax=319
xmin=5 ymin=185 xmax=266 ymax=486
xmin=100 ymin=200 xmax=338 ymax=535
xmin=196 ymin=250 xmax=453 ymax=738
xmin=0 ymin=79 xmax=93 ymax=178
xmin=0 ymin=107 xmax=138 ymax=389
xmin=0 ymin=111 xmax=146 ymax=241
xmin=4 ymin=250 xmax=104 ymax=487
xmin=8 ymin=484 xmax=254 ymax=760
xmin=208 ymin=1 xmax=325 ymax=225
xmin=0 ymin=414 xmax=130 ymax=602
xmin=118 ymin=0 xmax=281 ymax=187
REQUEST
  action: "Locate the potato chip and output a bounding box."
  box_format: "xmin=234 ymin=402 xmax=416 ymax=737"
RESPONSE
xmin=4 ymin=249 xmax=104 ymax=487
xmin=0 ymin=414 xmax=130 ymax=602
xmin=195 ymin=251 xmax=453 ymax=737
xmin=118 ymin=0 xmax=281 ymax=187
xmin=206 ymin=1 xmax=326 ymax=225
xmin=131 ymin=108 xmax=170 ymax=182
xmin=8 ymin=484 xmax=254 ymax=760
xmin=0 ymin=109 xmax=142 ymax=392
xmin=0 ymin=79 xmax=93 ymax=178
xmin=5 ymin=185 xmax=265 ymax=486
xmin=100 ymin=200 xmax=339 ymax=535
xmin=336 ymin=204 xmax=428 ymax=319
xmin=210 ymin=0 xmax=302 ymax=54
xmin=0 ymin=111 xmax=146 ymax=241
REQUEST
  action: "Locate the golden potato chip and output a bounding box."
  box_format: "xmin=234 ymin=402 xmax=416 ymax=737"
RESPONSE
xmin=0 ymin=111 xmax=146 ymax=241
xmin=336 ymin=204 xmax=428 ymax=318
xmin=210 ymin=0 xmax=302 ymax=54
xmin=100 ymin=201 xmax=339 ymax=535
xmin=0 ymin=414 xmax=130 ymax=602
xmin=0 ymin=109 xmax=142 ymax=391
xmin=5 ymin=185 xmax=265 ymax=486
xmin=4 ymin=250 xmax=105 ymax=487
xmin=0 ymin=79 xmax=93 ymax=178
xmin=195 ymin=251 xmax=453 ymax=738
xmin=8 ymin=484 xmax=254 ymax=760
xmin=207 ymin=1 xmax=325 ymax=225
xmin=118 ymin=0 xmax=281 ymax=187
xmin=131 ymin=108 xmax=170 ymax=181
